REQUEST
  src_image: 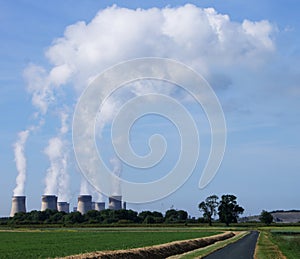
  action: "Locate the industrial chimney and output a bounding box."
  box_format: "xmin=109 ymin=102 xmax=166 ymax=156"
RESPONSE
xmin=10 ymin=196 xmax=26 ymax=217
xmin=41 ymin=195 xmax=58 ymax=211
xmin=57 ymin=202 xmax=69 ymax=213
xmin=77 ymin=195 xmax=92 ymax=214
xmin=109 ymin=195 xmax=122 ymax=210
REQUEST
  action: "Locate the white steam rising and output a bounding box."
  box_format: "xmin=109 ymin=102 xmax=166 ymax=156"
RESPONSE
xmin=44 ymin=112 xmax=70 ymax=201
xmin=110 ymin=157 xmax=122 ymax=196
xmin=79 ymin=177 xmax=104 ymax=202
xmin=13 ymin=130 xmax=30 ymax=196
xmin=18 ymin=4 xmax=276 ymax=202
xmin=79 ymin=177 xmax=90 ymax=195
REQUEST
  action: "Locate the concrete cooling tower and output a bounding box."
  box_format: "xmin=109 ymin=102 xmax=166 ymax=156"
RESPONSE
xmin=10 ymin=196 xmax=26 ymax=217
xmin=92 ymin=202 xmax=105 ymax=211
xmin=41 ymin=195 xmax=58 ymax=211
xmin=109 ymin=196 xmax=122 ymax=210
xmin=77 ymin=195 xmax=92 ymax=214
xmin=57 ymin=202 xmax=69 ymax=213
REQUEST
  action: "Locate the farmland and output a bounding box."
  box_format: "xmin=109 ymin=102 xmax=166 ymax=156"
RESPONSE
xmin=255 ymin=226 xmax=300 ymax=259
xmin=0 ymin=227 xmax=219 ymax=259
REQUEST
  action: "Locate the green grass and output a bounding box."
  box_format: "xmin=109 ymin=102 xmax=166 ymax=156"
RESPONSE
xmin=255 ymin=231 xmax=284 ymax=259
xmin=255 ymin=227 xmax=300 ymax=259
xmin=270 ymin=232 xmax=300 ymax=259
xmin=0 ymin=228 xmax=219 ymax=259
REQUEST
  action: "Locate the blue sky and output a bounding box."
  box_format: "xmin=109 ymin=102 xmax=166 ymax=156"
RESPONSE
xmin=0 ymin=0 xmax=300 ymax=217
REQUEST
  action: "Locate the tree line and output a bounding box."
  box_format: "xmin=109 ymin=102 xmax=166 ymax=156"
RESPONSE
xmin=4 ymin=193 xmax=276 ymax=226
xmin=6 ymin=208 xmax=190 ymax=225
xmin=199 ymin=194 xmax=275 ymax=226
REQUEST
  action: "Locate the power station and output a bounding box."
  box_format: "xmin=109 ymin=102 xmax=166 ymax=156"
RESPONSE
xmin=57 ymin=202 xmax=70 ymax=213
xmin=10 ymin=196 xmax=26 ymax=217
xmin=41 ymin=195 xmax=58 ymax=211
xmin=92 ymin=202 xmax=105 ymax=211
xmin=109 ymin=195 xmax=122 ymax=210
xmin=9 ymin=194 xmax=126 ymax=216
xmin=77 ymin=195 xmax=92 ymax=214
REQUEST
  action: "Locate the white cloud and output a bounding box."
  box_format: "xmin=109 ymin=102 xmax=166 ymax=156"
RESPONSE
xmin=22 ymin=4 xmax=278 ymax=201
xmin=40 ymin=4 xmax=275 ymax=93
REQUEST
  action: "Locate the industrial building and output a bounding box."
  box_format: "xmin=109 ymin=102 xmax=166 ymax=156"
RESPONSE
xmin=10 ymin=196 xmax=26 ymax=217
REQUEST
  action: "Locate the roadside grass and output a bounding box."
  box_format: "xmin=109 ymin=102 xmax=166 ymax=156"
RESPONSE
xmin=168 ymin=231 xmax=248 ymax=259
xmin=0 ymin=228 xmax=219 ymax=259
xmin=255 ymin=231 xmax=286 ymax=259
xmin=255 ymin=226 xmax=300 ymax=259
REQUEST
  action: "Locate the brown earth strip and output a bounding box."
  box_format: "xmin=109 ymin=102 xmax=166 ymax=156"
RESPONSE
xmin=58 ymin=232 xmax=234 ymax=259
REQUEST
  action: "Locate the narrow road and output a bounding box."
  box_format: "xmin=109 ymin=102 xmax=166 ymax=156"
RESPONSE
xmin=204 ymin=231 xmax=259 ymax=259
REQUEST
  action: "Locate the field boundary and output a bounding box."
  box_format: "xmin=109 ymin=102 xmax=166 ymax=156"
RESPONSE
xmin=59 ymin=231 xmax=234 ymax=259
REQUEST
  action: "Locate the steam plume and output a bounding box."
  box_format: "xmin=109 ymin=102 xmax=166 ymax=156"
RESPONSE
xmin=13 ymin=130 xmax=30 ymax=196
xmin=110 ymin=156 xmax=122 ymax=196
xmin=44 ymin=112 xmax=70 ymax=201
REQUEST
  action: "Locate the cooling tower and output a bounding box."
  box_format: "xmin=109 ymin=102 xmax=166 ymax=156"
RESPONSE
xmin=41 ymin=195 xmax=58 ymax=211
xmin=109 ymin=196 xmax=122 ymax=210
xmin=57 ymin=202 xmax=69 ymax=213
xmin=94 ymin=202 xmax=105 ymax=211
xmin=77 ymin=195 xmax=92 ymax=214
xmin=10 ymin=196 xmax=26 ymax=217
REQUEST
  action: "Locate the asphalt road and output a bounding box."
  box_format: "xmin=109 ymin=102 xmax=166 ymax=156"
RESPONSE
xmin=203 ymin=231 xmax=259 ymax=259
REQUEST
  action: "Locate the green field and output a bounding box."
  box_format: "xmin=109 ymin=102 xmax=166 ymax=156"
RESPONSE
xmin=0 ymin=228 xmax=219 ymax=259
xmin=271 ymin=231 xmax=300 ymax=259
xmin=256 ymin=226 xmax=300 ymax=259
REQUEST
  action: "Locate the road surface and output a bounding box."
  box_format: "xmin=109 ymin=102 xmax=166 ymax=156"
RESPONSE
xmin=204 ymin=231 xmax=259 ymax=259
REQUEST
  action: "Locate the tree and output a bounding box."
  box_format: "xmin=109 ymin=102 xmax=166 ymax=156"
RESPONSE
xmin=198 ymin=195 xmax=219 ymax=226
xmin=218 ymin=194 xmax=244 ymax=226
xmin=259 ymin=210 xmax=273 ymax=225
xmin=165 ymin=209 xmax=189 ymax=223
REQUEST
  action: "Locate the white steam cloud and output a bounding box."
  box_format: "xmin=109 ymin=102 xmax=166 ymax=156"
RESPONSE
xmin=44 ymin=112 xmax=70 ymax=201
xmin=110 ymin=157 xmax=122 ymax=196
xmin=80 ymin=177 xmax=104 ymax=202
xmin=20 ymin=4 xmax=276 ymax=201
xmin=79 ymin=177 xmax=90 ymax=195
xmin=13 ymin=130 xmax=30 ymax=196
xmin=43 ymin=4 xmax=274 ymax=94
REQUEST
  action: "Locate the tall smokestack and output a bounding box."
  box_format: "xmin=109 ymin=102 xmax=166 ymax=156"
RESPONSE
xmin=41 ymin=195 xmax=58 ymax=211
xmin=109 ymin=196 xmax=122 ymax=210
xmin=77 ymin=195 xmax=92 ymax=214
xmin=10 ymin=196 xmax=26 ymax=217
xmin=57 ymin=202 xmax=69 ymax=213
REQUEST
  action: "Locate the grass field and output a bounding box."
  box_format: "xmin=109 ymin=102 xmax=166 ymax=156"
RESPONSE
xmin=271 ymin=231 xmax=300 ymax=259
xmin=0 ymin=228 xmax=220 ymax=259
xmin=255 ymin=226 xmax=300 ymax=259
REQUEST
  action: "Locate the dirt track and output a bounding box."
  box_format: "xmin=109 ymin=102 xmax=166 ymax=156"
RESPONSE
xmin=59 ymin=231 xmax=234 ymax=259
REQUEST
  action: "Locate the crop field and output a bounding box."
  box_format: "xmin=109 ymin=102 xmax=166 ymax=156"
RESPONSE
xmin=271 ymin=231 xmax=300 ymax=258
xmin=0 ymin=227 xmax=220 ymax=259
xmin=256 ymin=226 xmax=300 ymax=259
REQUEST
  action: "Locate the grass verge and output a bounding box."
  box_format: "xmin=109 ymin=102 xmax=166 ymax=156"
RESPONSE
xmin=254 ymin=231 xmax=286 ymax=259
